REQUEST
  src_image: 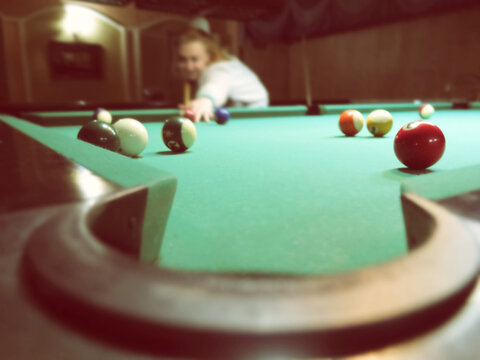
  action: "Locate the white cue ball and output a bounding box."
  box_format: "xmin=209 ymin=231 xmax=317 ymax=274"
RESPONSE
xmin=112 ymin=118 xmax=148 ymax=157
xmin=419 ymin=104 xmax=435 ymax=119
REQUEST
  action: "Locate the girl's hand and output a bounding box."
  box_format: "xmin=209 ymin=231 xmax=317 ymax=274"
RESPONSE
xmin=188 ymin=97 xmax=214 ymax=123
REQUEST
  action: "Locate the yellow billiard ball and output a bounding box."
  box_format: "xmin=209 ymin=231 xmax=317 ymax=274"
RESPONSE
xmin=366 ymin=109 xmax=393 ymax=137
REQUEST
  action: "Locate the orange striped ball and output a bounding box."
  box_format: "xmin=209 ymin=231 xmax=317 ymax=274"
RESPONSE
xmin=339 ymin=109 xmax=364 ymax=136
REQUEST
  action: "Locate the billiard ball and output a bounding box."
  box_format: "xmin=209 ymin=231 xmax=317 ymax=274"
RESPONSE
xmin=162 ymin=117 xmax=197 ymax=153
xmin=419 ymin=104 xmax=435 ymax=119
xmin=394 ymin=120 xmax=445 ymax=170
xmin=338 ymin=109 xmax=364 ymax=136
xmin=366 ymin=109 xmax=393 ymax=137
xmin=77 ymin=120 xmax=120 ymax=152
xmin=215 ymin=107 xmax=230 ymax=125
xmin=182 ymin=108 xmax=196 ymax=122
xmin=93 ymin=108 xmax=112 ymax=124
xmin=112 ymin=118 xmax=148 ymax=157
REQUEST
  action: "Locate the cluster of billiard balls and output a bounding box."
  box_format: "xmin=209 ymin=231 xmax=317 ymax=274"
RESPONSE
xmin=338 ymin=104 xmax=445 ymax=170
xmin=77 ymin=107 xmax=231 ymax=156
xmin=77 ymin=109 xmax=150 ymax=157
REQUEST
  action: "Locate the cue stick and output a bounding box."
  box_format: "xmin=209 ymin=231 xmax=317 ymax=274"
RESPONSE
xmin=184 ymin=82 xmax=191 ymax=107
xmin=301 ymin=36 xmax=313 ymax=108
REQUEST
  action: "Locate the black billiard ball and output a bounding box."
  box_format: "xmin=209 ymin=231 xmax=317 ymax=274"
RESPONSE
xmin=162 ymin=117 xmax=197 ymax=153
xmin=77 ymin=120 xmax=121 ymax=152
xmin=215 ymin=107 xmax=230 ymax=125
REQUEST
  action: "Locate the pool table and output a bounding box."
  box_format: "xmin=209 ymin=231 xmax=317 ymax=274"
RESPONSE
xmin=1 ymin=103 xmax=480 ymax=359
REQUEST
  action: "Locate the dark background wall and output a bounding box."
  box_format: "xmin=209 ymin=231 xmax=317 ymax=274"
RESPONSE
xmin=0 ymin=18 xmax=8 ymax=103
xmin=0 ymin=1 xmax=479 ymax=105
xmin=242 ymin=5 xmax=480 ymax=104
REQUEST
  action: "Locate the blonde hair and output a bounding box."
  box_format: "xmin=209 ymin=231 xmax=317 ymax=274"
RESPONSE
xmin=178 ymin=28 xmax=230 ymax=63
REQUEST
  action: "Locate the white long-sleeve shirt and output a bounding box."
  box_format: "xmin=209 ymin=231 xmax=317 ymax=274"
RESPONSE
xmin=196 ymin=57 xmax=269 ymax=108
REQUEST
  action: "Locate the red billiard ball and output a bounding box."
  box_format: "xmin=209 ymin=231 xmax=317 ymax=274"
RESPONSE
xmin=394 ymin=121 xmax=445 ymax=170
xmin=182 ymin=108 xmax=196 ymax=122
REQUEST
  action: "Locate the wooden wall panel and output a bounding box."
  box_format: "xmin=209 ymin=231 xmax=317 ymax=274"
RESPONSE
xmin=23 ymin=7 xmax=128 ymax=103
xmin=209 ymin=19 xmax=239 ymax=56
xmin=242 ymin=41 xmax=291 ymax=104
xmin=140 ymin=20 xmax=187 ymax=105
xmin=0 ymin=1 xmax=239 ymax=106
xmin=2 ymin=19 xmax=26 ymax=103
xmin=0 ymin=1 xmax=191 ymax=105
xmin=4 ymin=2 xmax=477 ymax=106
xmin=0 ymin=0 xmax=59 ymax=17
xmin=243 ymin=6 xmax=480 ymax=103
xmin=0 ymin=19 xmax=9 ymax=102
xmin=0 ymin=18 xmax=7 ymax=103
xmin=0 ymin=1 xmax=174 ymax=27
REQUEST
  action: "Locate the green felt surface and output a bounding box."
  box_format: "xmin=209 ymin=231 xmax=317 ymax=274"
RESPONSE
xmin=152 ymin=117 xmax=408 ymax=274
xmin=401 ymin=165 xmax=480 ymax=200
xmin=16 ymin=106 xmax=480 ymax=275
